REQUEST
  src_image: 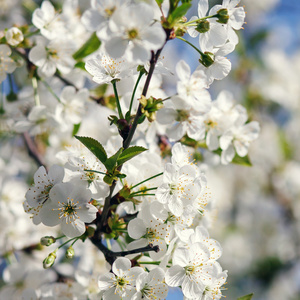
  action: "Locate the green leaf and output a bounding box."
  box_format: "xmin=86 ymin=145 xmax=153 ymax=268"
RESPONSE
xmin=237 ymin=293 xmax=254 ymax=300
xmin=74 ymin=61 xmax=86 ymax=70
xmin=117 ymin=146 xmax=147 ymax=166
xmin=155 ymin=0 xmax=164 ymax=6
xmin=167 ymin=3 xmax=191 ymax=25
xmin=74 ymin=136 xmax=107 ymax=164
xmin=73 ymin=33 xmax=101 ymax=61
xmin=232 ymin=154 xmax=252 ymax=167
xmin=72 ymin=123 xmax=81 ymax=136
xmin=105 ymin=148 xmax=123 ymax=171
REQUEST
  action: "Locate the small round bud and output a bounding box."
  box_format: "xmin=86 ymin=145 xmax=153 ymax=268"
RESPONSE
xmin=5 ymin=27 xmax=24 ymax=46
xmin=65 ymin=246 xmax=75 ymax=259
xmin=40 ymin=236 xmax=56 ymax=246
xmin=43 ymin=251 xmax=57 ymax=269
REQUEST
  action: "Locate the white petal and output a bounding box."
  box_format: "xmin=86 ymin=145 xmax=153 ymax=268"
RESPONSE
xmin=128 ymin=218 xmax=146 ymax=239
xmin=112 ymin=257 xmax=131 ymax=277
xmin=165 ymin=265 xmax=185 ymax=287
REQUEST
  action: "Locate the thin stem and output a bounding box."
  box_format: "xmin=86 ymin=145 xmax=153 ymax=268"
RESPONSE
xmin=128 ymin=71 xmax=144 ymax=117
xmin=131 ymin=172 xmax=163 ymax=189
xmin=112 ymin=81 xmax=124 ymax=119
xmin=24 ymin=29 xmax=40 ymax=38
xmin=162 ymin=96 xmax=172 ymax=102
xmin=84 ymin=169 xmax=107 ymax=176
xmin=138 ymin=261 xmax=161 ymax=265
xmin=58 ymin=237 xmax=78 ymax=249
xmin=131 ymin=193 xmax=156 ymax=197
xmin=177 ymin=36 xmax=204 ymax=57
xmin=71 ymin=238 xmax=80 ymax=246
xmin=184 ymin=14 xmax=218 ymax=26
xmin=41 ymin=80 xmax=61 ymax=103
xmin=32 ymin=77 xmax=40 ymax=106
xmin=130 ymin=187 xmax=157 ymax=196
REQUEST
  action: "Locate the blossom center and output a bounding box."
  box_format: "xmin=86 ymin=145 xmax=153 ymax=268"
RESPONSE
xmin=127 ymin=28 xmax=139 ymax=40
xmin=176 ymin=110 xmax=190 ymax=122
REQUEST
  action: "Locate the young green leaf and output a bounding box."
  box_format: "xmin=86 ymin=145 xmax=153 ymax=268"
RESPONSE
xmin=74 ymin=136 xmax=107 ymax=164
xmin=167 ymin=3 xmax=191 ymax=26
xmin=105 ymin=148 xmax=124 ymax=171
xmin=237 ymin=293 xmax=254 ymax=300
xmin=72 ymin=123 xmax=81 ymax=137
xmin=232 ymin=154 xmax=252 ymax=167
xmin=156 ymin=0 xmax=164 ymax=7
xmin=117 ymin=146 xmax=147 ymax=166
xmin=73 ymin=33 xmax=101 ymax=61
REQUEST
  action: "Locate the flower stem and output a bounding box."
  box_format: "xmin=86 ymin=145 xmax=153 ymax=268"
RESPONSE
xmin=131 ymin=172 xmax=163 ymax=189
xmin=128 ymin=71 xmax=144 ymax=117
xmin=41 ymin=79 xmax=61 ymax=103
xmin=130 ymin=187 xmax=158 ymax=196
xmin=177 ymin=36 xmax=204 ymax=57
xmin=112 ymin=81 xmax=124 ymax=119
xmin=32 ymin=77 xmax=40 ymax=106
xmin=184 ymin=14 xmax=218 ymax=26
xmin=84 ymin=169 xmax=107 ymax=176
xmin=138 ymin=261 xmax=161 ymax=265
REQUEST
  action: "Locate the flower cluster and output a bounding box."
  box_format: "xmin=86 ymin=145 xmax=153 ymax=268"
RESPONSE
xmin=0 ymin=0 xmax=261 ymax=299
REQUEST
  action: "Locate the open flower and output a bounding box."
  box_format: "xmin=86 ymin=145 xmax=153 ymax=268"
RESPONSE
xmin=0 ymin=44 xmax=17 ymax=83
xmin=98 ymin=257 xmax=144 ymax=300
xmin=100 ymin=2 xmax=166 ymax=63
xmin=85 ymin=53 xmax=133 ymax=84
xmin=40 ymin=182 xmax=97 ymax=238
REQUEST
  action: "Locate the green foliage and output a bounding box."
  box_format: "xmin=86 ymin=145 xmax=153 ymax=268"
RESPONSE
xmin=73 ymin=33 xmax=101 ymax=61
xmin=237 ymin=294 xmax=254 ymax=300
xmin=116 ymin=146 xmax=147 ymax=166
xmin=74 ymin=136 xmax=107 ymax=164
xmin=155 ymin=0 xmax=164 ymax=6
xmin=232 ymin=154 xmax=252 ymax=167
xmin=74 ymin=62 xmax=86 ymax=71
xmin=72 ymin=123 xmax=81 ymax=137
xmin=105 ymin=148 xmax=123 ymax=171
xmin=167 ymin=3 xmax=191 ymax=26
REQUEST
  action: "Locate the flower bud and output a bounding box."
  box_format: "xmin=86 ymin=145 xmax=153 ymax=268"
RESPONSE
xmin=40 ymin=236 xmax=56 ymax=246
xmin=216 ymin=8 xmax=229 ymax=24
xmin=43 ymin=251 xmax=57 ymax=269
xmin=5 ymin=27 xmax=24 ymax=46
xmin=65 ymin=246 xmax=75 ymax=259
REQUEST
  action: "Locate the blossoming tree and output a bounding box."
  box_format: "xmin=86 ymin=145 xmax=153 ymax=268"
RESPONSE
xmin=0 ymin=0 xmax=259 ymax=299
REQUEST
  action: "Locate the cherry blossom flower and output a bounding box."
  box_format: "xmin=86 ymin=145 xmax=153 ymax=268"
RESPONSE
xmin=188 ymin=0 xmax=228 ymax=49
xmin=0 ymin=44 xmax=17 ymax=83
xmin=25 ymin=165 xmax=64 ymax=224
xmin=29 ymin=38 xmax=75 ymax=78
xmin=100 ymin=2 xmax=166 ymax=63
xmin=32 ymin=1 xmax=66 ymax=40
xmin=98 ymin=257 xmax=144 ymax=300
xmin=85 ymin=53 xmax=133 ymax=84
xmin=210 ymin=0 xmax=246 ymax=45
xmin=165 ymin=242 xmax=211 ymax=298
xmin=132 ymin=267 xmax=168 ymax=300
xmin=39 ymin=182 xmax=97 ymax=238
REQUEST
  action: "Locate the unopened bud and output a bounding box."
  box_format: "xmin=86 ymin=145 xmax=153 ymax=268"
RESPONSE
xmin=5 ymin=27 xmax=24 ymax=46
xmin=216 ymin=8 xmax=229 ymax=24
xmin=65 ymin=246 xmax=75 ymax=259
xmin=43 ymin=251 xmax=56 ymax=269
xmin=40 ymin=236 xmax=56 ymax=246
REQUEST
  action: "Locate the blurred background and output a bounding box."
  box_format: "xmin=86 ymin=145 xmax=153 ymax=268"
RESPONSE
xmin=1 ymin=0 xmax=300 ymax=299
